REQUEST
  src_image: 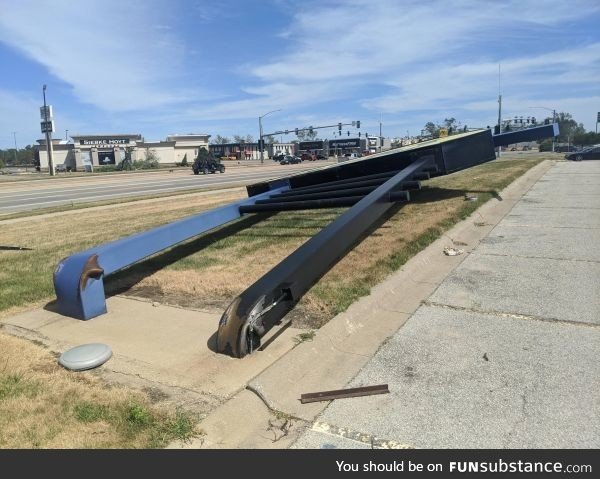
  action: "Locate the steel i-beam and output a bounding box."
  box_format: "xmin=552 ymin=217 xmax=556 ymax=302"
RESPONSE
xmin=216 ymin=156 xmax=434 ymax=357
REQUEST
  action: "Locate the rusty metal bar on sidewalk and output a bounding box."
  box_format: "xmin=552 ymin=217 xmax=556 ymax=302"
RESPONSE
xmin=300 ymin=384 xmax=390 ymax=404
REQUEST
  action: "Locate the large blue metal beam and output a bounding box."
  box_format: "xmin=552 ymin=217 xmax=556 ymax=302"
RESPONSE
xmin=54 ymin=181 xmax=289 ymax=320
xmin=493 ymin=123 xmax=559 ymax=147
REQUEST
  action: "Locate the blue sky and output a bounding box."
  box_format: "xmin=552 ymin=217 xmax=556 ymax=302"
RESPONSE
xmin=0 ymin=0 xmax=599 ymax=148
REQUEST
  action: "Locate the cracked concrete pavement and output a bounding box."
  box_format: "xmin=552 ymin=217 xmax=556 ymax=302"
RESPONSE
xmin=292 ymin=160 xmax=600 ymax=449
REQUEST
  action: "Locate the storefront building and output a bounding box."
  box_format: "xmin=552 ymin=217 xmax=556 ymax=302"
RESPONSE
xmin=209 ymin=142 xmax=296 ymax=160
xmin=35 ymin=133 xmax=210 ymax=170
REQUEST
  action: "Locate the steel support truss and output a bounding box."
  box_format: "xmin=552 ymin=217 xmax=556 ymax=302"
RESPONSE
xmin=216 ymin=156 xmax=435 ymax=357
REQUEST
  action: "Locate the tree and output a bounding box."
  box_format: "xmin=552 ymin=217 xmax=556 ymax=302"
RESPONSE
xmin=552 ymin=112 xmax=586 ymax=143
xmin=423 ymin=122 xmax=438 ymax=137
xmin=296 ymin=127 xmax=318 ymax=141
xmin=245 ymin=134 xmax=254 ymax=143
xmin=0 ymin=144 xmax=35 ymax=166
xmin=118 ymin=147 xmax=133 ymax=170
xmin=196 ymin=147 xmax=214 ymax=163
xmin=143 ymin=148 xmax=159 ymax=168
xmin=211 ymin=135 xmax=230 ymax=144
xmin=233 ymin=135 xmax=245 ymax=143
xmin=572 ymin=131 xmax=600 ymax=147
xmin=264 ymin=135 xmax=278 ymax=144
xmin=423 ymin=118 xmax=464 ymax=138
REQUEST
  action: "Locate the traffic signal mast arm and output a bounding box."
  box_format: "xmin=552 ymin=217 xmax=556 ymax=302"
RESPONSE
xmin=263 ymin=121 xmax=360 ymax=138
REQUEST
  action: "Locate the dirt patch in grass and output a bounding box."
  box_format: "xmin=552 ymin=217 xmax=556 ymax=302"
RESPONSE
xmin=105 ymin=158 xmax=544 ymax=327
xmin=0 ymin=332 xmax=201 ymax=448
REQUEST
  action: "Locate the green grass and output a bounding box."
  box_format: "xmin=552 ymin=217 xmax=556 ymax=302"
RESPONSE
xmin=0 ymin=373 xmax=41 ymax=400
xmin=72 ymin=399 xmax=197 ymax=448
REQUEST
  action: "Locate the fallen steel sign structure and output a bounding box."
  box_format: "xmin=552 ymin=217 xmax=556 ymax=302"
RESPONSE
xmin=53 ymin=182 xmax=289 ymax=319
xmin=216 ymin=129 xmax=502 ymax=357
xmin=52 ymin=126 xmax=558 ymax=357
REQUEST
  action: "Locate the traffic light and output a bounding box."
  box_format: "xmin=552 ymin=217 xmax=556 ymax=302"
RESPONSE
xmin=295 ymin=128 xmax=299 ymax=135
xmin=347 ymin=131 xmax=350 ymax=136
xmin=309 ymin=126 xmax=314 ymax=135
xmin=356 ymin=120 xmax=360 ymax=128
xmin=338 ymin=123 xmax=342 ymax=133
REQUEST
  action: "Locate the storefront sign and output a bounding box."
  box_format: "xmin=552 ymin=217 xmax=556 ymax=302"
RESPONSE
xmin=329 ymin=138 xmax=360 ymax=148
xmin=80 ymin=138 xmax=130 ymax=146
xmin=299 ymin=141 xmax=324 ymax=151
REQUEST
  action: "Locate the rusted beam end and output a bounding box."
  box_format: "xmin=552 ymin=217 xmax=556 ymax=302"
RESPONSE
xmin=54 ymin=252 xmax=106 ymax=320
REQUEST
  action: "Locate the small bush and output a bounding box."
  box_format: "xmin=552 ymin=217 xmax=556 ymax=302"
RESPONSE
xmin=94 ymin=165 xmax=117 ymax=172
xmin=132 ymin=158 xmax=159 ymax=170
xmin=126 ymin=402 xmax=153 ymax=427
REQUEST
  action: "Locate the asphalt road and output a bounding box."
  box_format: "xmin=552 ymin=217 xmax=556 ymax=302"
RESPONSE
xmin=0 ymin=161 xmax=333 ymax=214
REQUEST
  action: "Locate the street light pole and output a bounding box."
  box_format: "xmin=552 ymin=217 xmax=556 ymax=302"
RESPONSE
xmin=43 ymin=85 xmax=56 ymax=176
xmin=258 ymin=109 xmax=281 ymax=164
xmin=529 ymin=106 xmax=556 ymax=153
xmin=12 ymin=131 xmax=17 ymax=165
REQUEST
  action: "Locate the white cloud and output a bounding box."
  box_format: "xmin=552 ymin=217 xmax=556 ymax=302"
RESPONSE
xmin=206 ymin=0 xmax=600 ymax=131
xmin=0 ymin=0 xmax=192 ymax=111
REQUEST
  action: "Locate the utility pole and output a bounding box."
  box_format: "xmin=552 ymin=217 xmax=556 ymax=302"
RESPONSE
xmin=12 ymin=131 xmax=18 ymax=165
xmin=529 ymin=106 xmax=556 ymax=153
xmin=42 ymin=84 xmax=55 ymax=176
xmin=497 ymin=64 xmax=502 ymax=157
xmin=379 ymin=116 xmax=383 ymax=153
xmin=258 ymin=109 xmax=281 ymax=164
xmin=552 ymin=109 xmax=556 ymax=153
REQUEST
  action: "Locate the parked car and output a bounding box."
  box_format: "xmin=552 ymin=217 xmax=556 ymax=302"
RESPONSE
xmin=301 ymin=153 xmax=317 ymax=161
xmin=565 ymin=146 xmax=600 ymax=161
xmin=273 ymin=153 xmax=286 ymax=162
xmin=280 ymin=155 xmax=301 ymax=165
xmin=316 ymin=154 xmax=327 ymax=160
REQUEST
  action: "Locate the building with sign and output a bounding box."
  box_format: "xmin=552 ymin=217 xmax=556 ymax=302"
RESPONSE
xmin=328 ymin=138 xmax=363 ymax=156
xmin=209 ymin=142 xmax=296 ymax=160
xmin=35 ymin=133 xmax=210 ymax=170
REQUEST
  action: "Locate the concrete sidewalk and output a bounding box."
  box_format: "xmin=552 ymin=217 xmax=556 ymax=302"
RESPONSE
xmin=292 ymin=160 xmax=600 ymax=449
